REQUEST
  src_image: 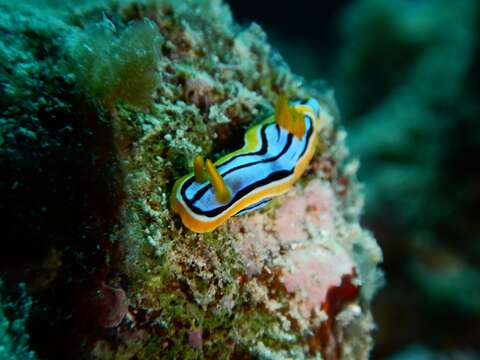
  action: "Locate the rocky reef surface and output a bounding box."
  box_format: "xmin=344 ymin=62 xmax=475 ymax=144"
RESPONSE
xmin=0 ymin=0 xmax=383 ymax=358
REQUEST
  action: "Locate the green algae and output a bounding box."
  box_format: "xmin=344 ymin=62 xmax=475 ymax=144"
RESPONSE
xmin=66 ymin=18 xmax=163 ymax=109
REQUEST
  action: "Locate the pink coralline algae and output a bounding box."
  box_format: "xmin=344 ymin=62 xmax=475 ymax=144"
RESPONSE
xmin=185 ymin=74 xmax=215 ymax=107
xmin=229 ymin=174 xmax=372 ymax=350
xmin=93 ymin=282 xmax=128 ymax=328
xmin=275 ymin=180 xmax=359 ymax=319
xmin=188 ymin=329 xmax=203 ymax=350
xmin=281 ymin=242 xmax=357 ymax=315
xmin=274 ymin=179 xmax=336 ymax=242
xmin=229 ymin=179 xmax=340 ymax=276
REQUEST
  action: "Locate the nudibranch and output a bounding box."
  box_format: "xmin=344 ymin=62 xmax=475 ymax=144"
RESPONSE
xmin=170 ymin=96 xmax=328 ymax=233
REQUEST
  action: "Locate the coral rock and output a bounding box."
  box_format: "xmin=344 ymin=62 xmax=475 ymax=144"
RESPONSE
xmin=0 ymin=0 xmax=383 ymax=358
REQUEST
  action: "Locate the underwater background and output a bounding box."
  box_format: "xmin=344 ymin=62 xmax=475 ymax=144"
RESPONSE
xmin=228 ymin=0 xmax=480 ymax=358
xmin=0 ymin=0 xmax=479 ymax=359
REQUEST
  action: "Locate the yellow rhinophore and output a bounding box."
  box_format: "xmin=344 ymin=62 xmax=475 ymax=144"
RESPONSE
xmin=205 ymin=159 xmax=232 ymax=203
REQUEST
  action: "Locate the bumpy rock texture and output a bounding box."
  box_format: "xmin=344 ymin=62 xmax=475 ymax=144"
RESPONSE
xmin=0 ymin=0 xmax=383 ymax=358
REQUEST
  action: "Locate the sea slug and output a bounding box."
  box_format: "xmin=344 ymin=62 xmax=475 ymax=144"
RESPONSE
xmin=171 ymin=96 xmax=329 ymax=232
